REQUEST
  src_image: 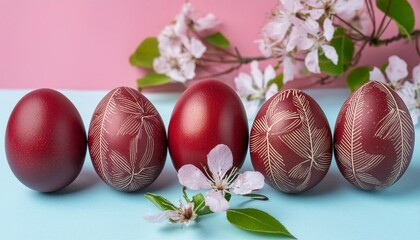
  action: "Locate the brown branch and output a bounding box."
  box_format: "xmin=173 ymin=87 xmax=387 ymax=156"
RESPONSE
xmin=371 ymin=30 xmax=420 ymax=46
xmin=375 ymin=0 xmax=393 ymax=39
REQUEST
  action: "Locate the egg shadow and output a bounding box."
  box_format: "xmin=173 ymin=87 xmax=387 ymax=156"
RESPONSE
xmin=305 ymin=170 xmax=346 ymax=196
xmin=283 ymin=169 xmax=346 ymax=198
xmin=45 ymin=169 xmax=101 ymax=196
xmin=122 ymin=165 xmax=178 ymax=196
xmin=144 ymin=166 xmax=179 ymax=192
xmin=373 ymin=163 xmax=420 ymax=197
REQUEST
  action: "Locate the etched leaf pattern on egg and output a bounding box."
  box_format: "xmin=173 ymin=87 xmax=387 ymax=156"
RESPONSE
xmin=88 ymin=87 xmax=165 ymax=191
xmin=89 ymin=88 xmax=120 ymax=182
xmin=335 ymin=81 xmax=415 ymax=190
xmin=334 ymin=84 xmax=385 ymax=190
xmin=250 ymin=98 xmax=300 ymax=191
xmin=250 ymin=89 xmax=331 ymax=192
xmin=108 ymin=138 xmax=158 ymax=191
xmin=280 ymin=91 xmax=332 ymax=192
xmin=374 ymin=82 xmax=414 ymax=188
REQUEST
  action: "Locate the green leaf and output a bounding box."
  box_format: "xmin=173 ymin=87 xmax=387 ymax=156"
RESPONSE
xmin=346 ymin=66 xmax=372 ymax=91
xmin=267 ymin=73 xmax=284 ymax=90
xmin=144 ymin=193 xmax=177 ymax=211
xmin=376 ymin=0 xmax=415 ymax=37
xmin=130 ymin=37 xmax=160 ymax=68
xmin=226 ymin=208 xmax=295 ymax=239
xmin=319 ymin=28 xmax=354 ymax=77
xmin=191 ymin=193 xmax=204 ymax=209
xmin=225 ymin=192 xmax=232 ymax=202
xmin=191 ymin=193 xmax=213 ymax=216
xmin=242 ymin=193 xmax=269 ymax=201
xmin=137 ymin=73 xmax=171 ymax=88
xmin=204 ymin=32 xmax=230 ymax=48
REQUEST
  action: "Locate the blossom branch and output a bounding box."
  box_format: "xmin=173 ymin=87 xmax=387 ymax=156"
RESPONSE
xmin=370 ymin=30 xmax=420 ymax=47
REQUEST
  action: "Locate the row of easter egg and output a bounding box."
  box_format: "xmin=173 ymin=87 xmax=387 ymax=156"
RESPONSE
xmin=4 ymin=80 xmax=415 ymax=193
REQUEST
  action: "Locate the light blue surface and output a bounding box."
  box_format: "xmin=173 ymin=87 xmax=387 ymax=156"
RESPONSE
xmin=0 ymin=89 xmax=419 ymax=240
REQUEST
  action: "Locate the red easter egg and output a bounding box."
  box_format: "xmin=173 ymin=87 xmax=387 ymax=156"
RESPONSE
xmin=5 ymin=89 xmax=87 ymax=192
xmin=88 ymin=87 xmax=166 ymax=192
xmin=334 ymin=81 xmax=415 ymax=191
xmin=168 ymin=80 xmax=248 ymax=172
xmin=250 ymin=89 xmax=332 ymax=193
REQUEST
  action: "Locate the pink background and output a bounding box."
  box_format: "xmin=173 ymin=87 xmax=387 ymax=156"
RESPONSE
xmin=0 ymin=0 xmax=419 ymax=90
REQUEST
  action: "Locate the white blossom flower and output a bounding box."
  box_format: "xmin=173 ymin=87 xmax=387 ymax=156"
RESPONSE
xmin=181 ymin=37 xmax=206 ymax=59
xmin=157 ymin=25 xmax=183 ymax=53
xmin=177 ymin=144 xmax=265 ymax=213
xmin=153 ymin=2 xmax=219 ymax=83
xmin=369 ymin=57 xmax=420 ymax=125
xmin=369 ymin=55 xmax=409 ymax=87
xmin=397 ymin=81 xmax=419 ymax=126
xmin=385 ymin=55 xmax=409 ymax=85
xmin=175 ymin=2 xmax=219 ymax=35
xmin=234 ymin=61 xmax=278 ymax=117
xmin=283 ymin=56 xmax=296 ymax=83
xmin=258 ymin=0 xmax=340 ymax=75
xmin=144 ymin=201 xmax=197 ymax=227
xmin=334 ymin=0 xmax=365 ymax=21
xmin=153 ymin=48 xmax=196 ymax=82
xmin=154 ymin=29 xmax=206 ymax=82
xmin=369 ymin=67 xmax=387 ymax=83
xmin=304 ymin=18 xmax=338 ymax=74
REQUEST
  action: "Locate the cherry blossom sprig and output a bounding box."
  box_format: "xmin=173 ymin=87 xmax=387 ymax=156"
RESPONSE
xmin=130 ymin=1 xmax=420 ymax=119
xmin=144 ymin=144 xmax=295 ymax=238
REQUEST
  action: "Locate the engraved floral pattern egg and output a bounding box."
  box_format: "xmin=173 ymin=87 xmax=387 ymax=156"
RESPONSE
xmin=88 ymin=87 xmax=167 ymax=192
xmin=334 ymin=81 xmax=415 ymax=191
xmin=250 ymin=89 xmax=332 ymax=193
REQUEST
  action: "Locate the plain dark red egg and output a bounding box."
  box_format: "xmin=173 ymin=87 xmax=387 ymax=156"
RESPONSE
xmin=334 ymin=81 xmax=415 ymax=191
xmin=250 ymin=89 xmax=332 ymax=193
xmin=168 ymin=80 xmax=248 ymax=172
xmin=88 ymin=87 xmax=166 ymax=192
xmin=5 ymin=89 xmax=87 ymax=192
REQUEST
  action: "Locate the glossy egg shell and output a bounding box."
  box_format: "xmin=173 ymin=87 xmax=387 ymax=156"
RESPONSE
xmin=5 ymin=89 xmax=87 ymax=192
xmin=168 ymin=80 xmax=248 ymax=172
xmin=88 ymin=87 xmax=166 ymax=192
xmin=250 ymin=89 xmax=332 ymax=193
xmin=334 ymin=81 xmax=415 ymax=191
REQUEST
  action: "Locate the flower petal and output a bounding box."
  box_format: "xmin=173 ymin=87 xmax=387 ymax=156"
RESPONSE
xmin=397 ymin=82 xmax=418 ymax=125
xmin=178 ymin=164 xmax=212 ymax=190
xmin=334 ymin=0 xmax=364 ymax=21
xmin=263 ymin=17 xmax=291 ymax=43
xmin=207 ymin=144 xmax=233 ymax=179
xmin=235 ymin=73 xmax=255 ymax=97
xmin=195 ymin=13 xmax=220 ymax=31
xmin=144 ymin=210 xmax=175 ymax=223
xmin=153 ymin=56 xmax=171 ymax=74
xmin=323 ymin=18 xmax=335 ymax=41
xmin=243 ymin=99 xmax=261 ymax=119
xmin=250 ymin=61 xmax=264 ymax=88
xmin=189 ymin=38 xmax=206 ymax=58
xmin=369 ymin=67 xmax=386 ymax=83
xmin=385 ymin=55 xmax=408 ymax=84
xmin=265 ymin=83 xmax=278 ymax=101
xmin=205 ymin=191 xmax=230 ymax=213
xmin=230 ymin=171 xmax=265 ymax=195
xmin=283 ymin=56 xmax=295 ymax=84
xmin=305 ymin=48 xmax=320 ymax=73
xmin=263 ymin=64 xmax=276 ymax=84
xmin=321 ymin=44 xmax=338 ymax=65
xmin=412 ymin=63 xmax=420 ymax=84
